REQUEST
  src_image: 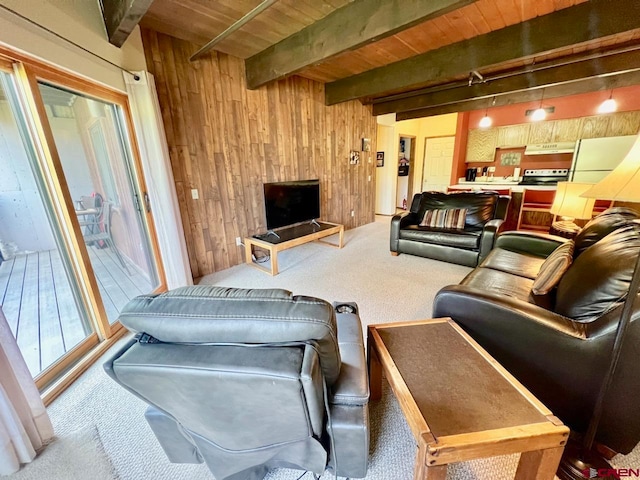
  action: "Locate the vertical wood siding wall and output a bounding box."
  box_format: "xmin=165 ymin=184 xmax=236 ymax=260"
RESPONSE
xmin=141 ymin=29 xmax=377 ymax=278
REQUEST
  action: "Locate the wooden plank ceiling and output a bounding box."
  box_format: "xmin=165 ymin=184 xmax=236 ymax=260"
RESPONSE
xmin=130 ymin=0 xmax=640 ymax=118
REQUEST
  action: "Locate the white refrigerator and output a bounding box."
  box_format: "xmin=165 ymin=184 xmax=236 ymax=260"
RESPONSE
xmin=569 ymin=135 xmax=636 ymax=183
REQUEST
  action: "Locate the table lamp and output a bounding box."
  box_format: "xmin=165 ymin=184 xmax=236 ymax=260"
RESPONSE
xmin=557 ymin=133 xmax=640 ymax=480
xmin=550 ymin=181 xmax=596 ymax=229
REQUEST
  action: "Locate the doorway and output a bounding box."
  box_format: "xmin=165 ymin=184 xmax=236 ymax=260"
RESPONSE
xmin=421 ymin=136 xmax=456 ymax=192
xmin=396 ymin=135 xmax=416 ymax=210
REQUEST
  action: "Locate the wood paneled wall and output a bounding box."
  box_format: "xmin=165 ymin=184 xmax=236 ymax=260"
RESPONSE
xmin=141 ymin=29 xmax=377 ymax=278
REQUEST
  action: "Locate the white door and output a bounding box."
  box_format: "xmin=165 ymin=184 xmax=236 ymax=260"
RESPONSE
xmin=422 ymin=136 xmax=455 ymax=192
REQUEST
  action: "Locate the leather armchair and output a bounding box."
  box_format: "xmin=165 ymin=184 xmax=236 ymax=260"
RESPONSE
xmin=390 ymin=191 xmax=511 ymax=267
xmin=104 ymin=286 xmax=369 ymax=480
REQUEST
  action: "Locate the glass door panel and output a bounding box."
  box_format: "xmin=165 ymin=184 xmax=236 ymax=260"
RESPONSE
xmin=0 ymin=72 xmax=92 ymax=376
xmin=37 ymin=82 xmax=160 ymax=324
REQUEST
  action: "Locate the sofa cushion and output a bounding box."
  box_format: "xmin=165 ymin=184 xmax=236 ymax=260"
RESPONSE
xmin=574 ymin=207 xmax=639 ymax=256
xmin=400 ymin=225 xmax=482 ymax=249
xmin=412 ymin=192 xmax=498 ymax=228
xmin=460 ymin=267 xmax=535 ymax=302
xmin=532 ymin=241 xmax=574 ymax=295
xmin=556 ymin=224 xmax=640 ymax=322
xmin=480 ymin=247 xmax=546 ymax=279
xmin=420 ymin=208 xmax=467 ymax=229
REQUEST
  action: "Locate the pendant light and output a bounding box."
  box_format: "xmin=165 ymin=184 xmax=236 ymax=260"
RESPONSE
xmin=479 ymin=97 xmax=495 ymax=128
xmin=597 ymin=90 xmax=617 ymax=114
xmin=479 ymin=113 xmax=492 ymax=128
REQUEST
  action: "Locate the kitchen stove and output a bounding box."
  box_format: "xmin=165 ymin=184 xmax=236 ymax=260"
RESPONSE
xmin=519 ymin=168 xmax=569 ymax=185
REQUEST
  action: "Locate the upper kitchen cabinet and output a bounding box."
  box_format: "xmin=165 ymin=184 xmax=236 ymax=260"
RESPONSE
xmin=465 ymin=111 xmax=640 ymax=162
xmin=606 ymin=111 xmax=640 ymax=136
xmin=466 ymin=128 xmax=498 ymax=162
xmin=497 ymin=123 xmax=530 ymax=147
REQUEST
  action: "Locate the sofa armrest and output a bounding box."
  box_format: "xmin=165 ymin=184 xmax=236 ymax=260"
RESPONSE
xmin=495 ymin=230 xmax=569 ymax=257
xmin=390 ymin=211 xmax=419 ymax=251
xmin=330 ymin=304 xmax=369 ymax=406
xmin=433 ymin=285 xmax=583 ymax=337
xmin=478 ymin=219 xmax=505 ymax=263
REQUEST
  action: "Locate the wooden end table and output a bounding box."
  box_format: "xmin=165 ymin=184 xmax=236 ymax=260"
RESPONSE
xmin=244 ymin=221 xmax=343 ymax=275
xmin=368 ymin=318 xmax=569 ymax=480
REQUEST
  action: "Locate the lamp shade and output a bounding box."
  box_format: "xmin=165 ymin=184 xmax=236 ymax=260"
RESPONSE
xmin=582 ymin=132 xmax=640 ymax=202
xmin=550 ymin=182 xmax=596 ymax=219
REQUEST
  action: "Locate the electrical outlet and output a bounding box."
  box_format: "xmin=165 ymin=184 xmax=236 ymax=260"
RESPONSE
xmin=235 ymin=237 xmax=242 ymax=246
xmin=368 ymin=175 xmax=371 ymax=181
xmin=191 ymin=189 xmax=199 ymax=200
xmin=351 ymin=210 xmax=355 ymax=217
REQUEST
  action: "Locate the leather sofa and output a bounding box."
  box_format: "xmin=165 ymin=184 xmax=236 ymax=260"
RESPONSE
xmin=104 ymin=286 xmax=369 ymax=480
xmin=433 ymin=208 xmax=640 ymax=454
xmin=390 ymin=191 xmax=511 ymax=267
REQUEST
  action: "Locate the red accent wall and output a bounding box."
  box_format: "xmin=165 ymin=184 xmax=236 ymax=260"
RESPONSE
xmin=468 ymin=85 xmax=640 ymax=128
xmin=452 ymin=85 xmax=640 ymax=182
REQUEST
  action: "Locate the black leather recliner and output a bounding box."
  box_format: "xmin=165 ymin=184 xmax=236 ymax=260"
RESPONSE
xmin=433 ymin=208 xmax=640 ymax=454
xmin=104 ymin=286 xmax=369 ymax=480
xmin=390 ymin=191 xmax=511 ymax=267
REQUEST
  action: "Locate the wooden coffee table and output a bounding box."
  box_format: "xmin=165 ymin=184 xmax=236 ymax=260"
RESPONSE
xmin=244 ymin=221 xmax=343 ymax=275
xmin=368 ymin=318 xmax=569 ymax=480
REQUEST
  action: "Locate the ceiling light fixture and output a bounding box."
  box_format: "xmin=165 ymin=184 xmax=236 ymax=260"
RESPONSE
xmin=531 ymin=89 xmax=547 ymax=122
xmin=597 ymin=90 xmax=618 ymax=114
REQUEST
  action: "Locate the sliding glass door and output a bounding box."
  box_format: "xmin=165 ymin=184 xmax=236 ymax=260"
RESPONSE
xmin=0 ymin=71 xmax=92 ymax=376
xmin=0 ymin=49 xmax=165 ymax=391
xmin=38 ymin=82 xmax=160 ymax=324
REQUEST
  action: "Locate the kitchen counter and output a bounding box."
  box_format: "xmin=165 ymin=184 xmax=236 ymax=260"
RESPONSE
xmin=451 ymin=182 xmax=557 ymax=192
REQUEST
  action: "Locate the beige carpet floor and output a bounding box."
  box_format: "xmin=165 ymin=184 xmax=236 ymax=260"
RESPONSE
xmin=40 ymin=216 xmax=638 ymax=479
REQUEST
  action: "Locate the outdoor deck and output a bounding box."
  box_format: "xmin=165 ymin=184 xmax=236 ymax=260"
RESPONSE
xmin=0 ymin=246 xmax=152 ymax=377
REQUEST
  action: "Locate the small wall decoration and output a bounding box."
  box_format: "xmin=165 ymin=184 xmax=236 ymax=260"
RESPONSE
xmin=350 ymin=150 xmax=360 ymax=165
xmin=361 ymin=138 xmax=371 ymax=152
xmin=376 ymin=151 xmax=384 ymax=167
xmin=500 ymin=151 xmax=522 ymax=166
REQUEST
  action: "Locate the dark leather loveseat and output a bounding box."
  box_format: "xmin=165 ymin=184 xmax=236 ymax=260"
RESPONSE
xmin=390 ymin=191 xmax=510 ymax=267
xmin=433 ymin=208 xmax=640 ymax=454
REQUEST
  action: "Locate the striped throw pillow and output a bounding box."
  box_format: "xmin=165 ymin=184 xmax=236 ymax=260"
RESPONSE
xmin=419 ymin=208 xmax=467 ymax=229
xmin=532 ymin=240 xmax=575 ymax=295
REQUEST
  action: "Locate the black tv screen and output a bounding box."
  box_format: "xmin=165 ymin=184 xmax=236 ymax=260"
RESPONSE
xmin=264 ymin=180 xmax=320 ymax=230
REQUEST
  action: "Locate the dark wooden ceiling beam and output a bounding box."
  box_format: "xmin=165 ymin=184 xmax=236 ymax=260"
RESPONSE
xmin=325 ymin=0 xmax=640 ymax=106
xmin=373 ymin=47 xmax=640 ymax=116
xmin=395 ymin=70 xmax=640 ymax=121
xmin=245 ymin=0 xmax=477 ymax=89
xmin=102 ymin=0 xmax=155 ymax=47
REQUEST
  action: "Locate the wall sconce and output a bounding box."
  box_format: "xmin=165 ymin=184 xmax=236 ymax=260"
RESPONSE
xmin=530 ymin=89 xmax=547 ymax=121
xmin=597 ymin=90 xmax=617 ymax=114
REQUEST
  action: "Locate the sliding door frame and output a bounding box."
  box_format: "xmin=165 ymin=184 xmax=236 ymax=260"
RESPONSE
xmin=0 ymin=45 xmax=166 ymax=397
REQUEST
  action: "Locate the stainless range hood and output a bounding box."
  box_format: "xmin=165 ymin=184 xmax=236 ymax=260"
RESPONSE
xmin=524 ymin=142 xmax=576 ymax=155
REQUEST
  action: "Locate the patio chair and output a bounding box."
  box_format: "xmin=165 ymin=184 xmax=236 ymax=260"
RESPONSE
xmin=82 ymin=202 xmax=130 ymax=274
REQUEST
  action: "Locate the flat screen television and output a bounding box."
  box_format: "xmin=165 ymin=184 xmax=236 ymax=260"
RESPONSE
xmin=263 ymin=180 xmax=320 ymax=230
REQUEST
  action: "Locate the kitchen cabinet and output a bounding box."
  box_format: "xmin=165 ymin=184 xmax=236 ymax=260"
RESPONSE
xmin=528 ymin=121 xmax=555 ymax=144
xmin=551 ymin=118 xmax=581 ymax=142
xmin=606 ymin=111 xmax=640 ymax=136
xmin=497 ymin=123 xmax=530 ymax=147
xmin=466 ymin=128 xmax=498 ymax=162
xmin=465 ymin=111 xmax=640 ymax=163
xmin=580 ymin=116 xmax=610 ymax=139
